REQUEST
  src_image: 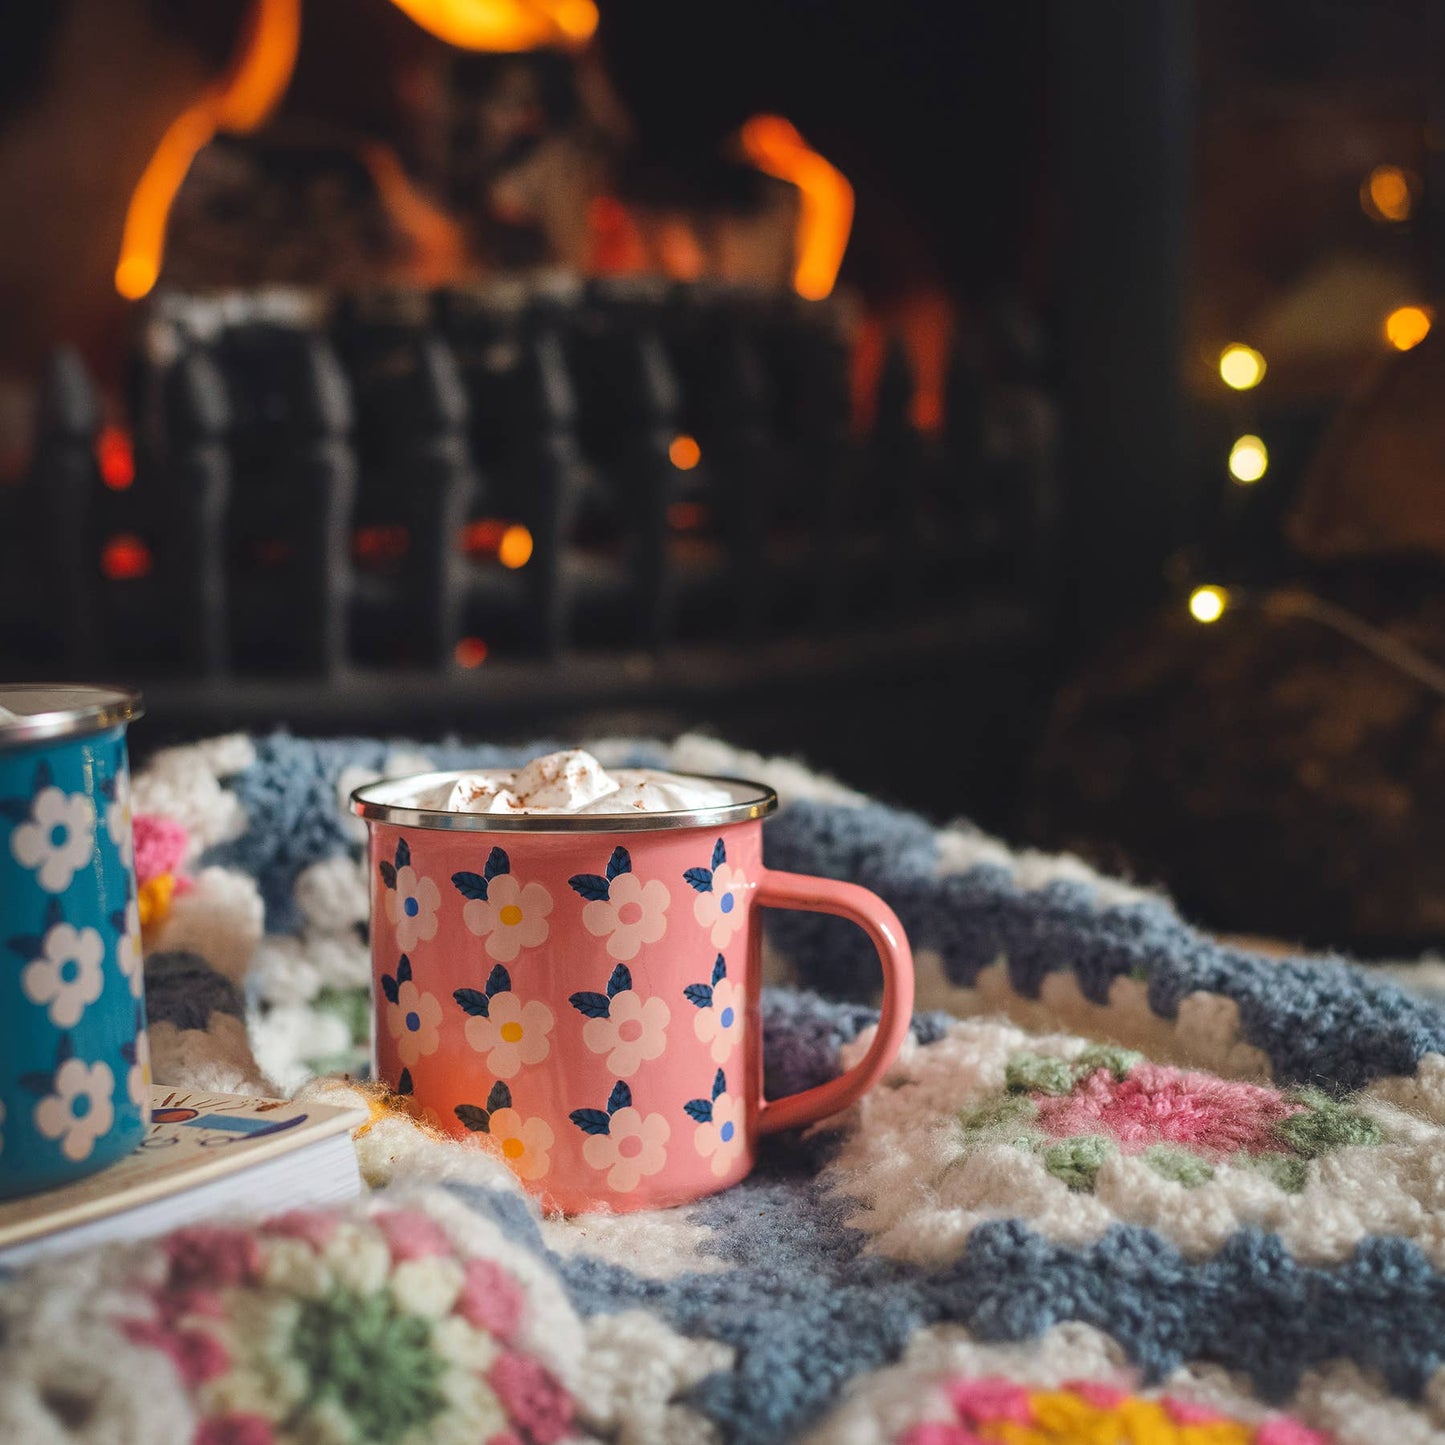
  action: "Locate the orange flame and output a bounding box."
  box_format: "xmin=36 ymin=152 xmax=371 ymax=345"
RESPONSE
xmin=115 ymin=0 xmax=301 ymax=299
xmin=361 ymin=145 xmax=468 ymax=285
xmin=739 ymin=116 xmax=853 ymax=301
xmin=389 ymin=0 xmax=597 ymax=50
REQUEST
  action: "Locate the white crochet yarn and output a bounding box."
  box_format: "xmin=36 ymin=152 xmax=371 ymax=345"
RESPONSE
xmin=130 ymin=735 xmax=255 ymax=856
xmin=578 ymin=1311 xmax=732 ymax=1445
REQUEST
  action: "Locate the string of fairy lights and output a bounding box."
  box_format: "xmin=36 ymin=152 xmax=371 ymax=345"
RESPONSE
xmin=1187 ymin=162 xmax=1434 ymax=631
xmin=1174 ymin=163 xmax=1445 ymax=700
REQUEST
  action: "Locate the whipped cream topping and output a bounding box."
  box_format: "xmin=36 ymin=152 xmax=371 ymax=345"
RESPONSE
xmin=430 ymin=749 xmax=734 ymax=816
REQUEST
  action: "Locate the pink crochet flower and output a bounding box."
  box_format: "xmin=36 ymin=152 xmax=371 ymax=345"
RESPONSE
xmin=1163 ymin=1395 xmax=1228 ymax=1424
xmin=1256 ymin=1420 xmax=1332 ymax=1445
xmin=133 ymin=814 xmax=190 ymax=884
xmin=900 ymin=1426 xmax=991 ymax=1445
xmin=457 ymin=1256 xmax=525 ymax=1340
xmin=263 ymin=1210 xmax=338 ymax=1251
xmin=946 ymin=1377 xmax=1034 ymax=1425
xmin=1060 ymin=1379 xmax=1128 ymax=1410
xmin=489 ymin=1353 xmax=573 ymax=1444
xmin=1033 ymin=1062 xmax=1300 ymax=1157
xmin=374 ymin=1208 xmax=455 ymax=1263
xmin=163 ymin=1227 xmax=261 ymax=1289
xmin=123 ymin=1319 xmax=229 ymax=1387
xmin=194 ymin=1415 xmax=275 ymax=1445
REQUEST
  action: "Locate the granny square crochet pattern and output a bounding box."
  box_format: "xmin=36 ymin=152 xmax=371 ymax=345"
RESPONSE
xmin=3 ymin=731 xmax=1445 ymax=1445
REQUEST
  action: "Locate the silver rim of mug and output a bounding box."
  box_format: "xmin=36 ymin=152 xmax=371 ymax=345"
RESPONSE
xmin=350 ymin=769 xmax=779 ymax=833
xmin=0 ymin=684 xmax=144 ymax=747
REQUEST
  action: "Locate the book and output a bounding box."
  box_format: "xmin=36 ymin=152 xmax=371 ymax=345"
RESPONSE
xmin=0 ymin=1085 xmax=368 ymax=1271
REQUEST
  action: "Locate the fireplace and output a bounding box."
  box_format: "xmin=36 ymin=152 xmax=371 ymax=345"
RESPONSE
xmin=0 ymin=0 xmax=1058 ymax=820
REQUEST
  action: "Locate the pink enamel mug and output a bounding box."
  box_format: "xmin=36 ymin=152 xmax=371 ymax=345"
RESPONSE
xmin=350 ymin=770 xmax=914 ymax=1213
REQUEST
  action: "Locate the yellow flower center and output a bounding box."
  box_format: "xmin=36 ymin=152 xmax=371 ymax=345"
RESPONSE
xmin=499 ymin=904 xmax=524 ymax=926
xmin=500 ymin=1022 xmax=524 ymax=1043
xmin=502 ymin=1136 xmax=525 ymax=1159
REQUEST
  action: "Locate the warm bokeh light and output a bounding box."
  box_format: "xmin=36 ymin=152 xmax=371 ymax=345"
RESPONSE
xmin=1385 ymin=305 xmax=1433 ymax=351
xmin=388 ymin=0 xmax=597 ymax=51
xmin=667 ymin=501 xmax=707 ymax=531
xmin=96 ymin=426 xmax=136 ymax=490
xmin=669 ymin=435 xmax=702 ymax=470
xmin=115 ymin=0 xmax=301 ymax=299
xmin=1190 ymin=583 xmax=1225 ymax=624
xmin=353 ymin=525 xmax=411 ymax=565
xmin=101 ymin=534 xmax=153 ymax=581
xmin=454 ymin=636 xmax=490 ymax=668
xmin=739 ymin=116 xmax=854 ymax=301
xmin=1189 ymin=586 xmax=1228 ymax=624
xmin=1228 ymin=435 xmax=1268 ymax=484
xmin=498 ymin=524 xmax=534 ymax=569
xmin=1218 ymin=344 xmax=1266 ymax=391
xmin=1361 ymin=165 xmax=1415 ymax=223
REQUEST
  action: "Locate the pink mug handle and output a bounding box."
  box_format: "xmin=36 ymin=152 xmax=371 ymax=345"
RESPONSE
xmin=755 ymin=869 xmax=915 ymax=1134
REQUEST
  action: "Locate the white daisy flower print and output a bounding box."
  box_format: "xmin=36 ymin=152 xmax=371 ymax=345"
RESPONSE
xmin=35 ymin=1056 xmax=115 ymax=1161
xmin=570 ymin=1082 xmax=669 ymax=1194
xmin=455 ymin=966 xmax=554 ymax=1080
xmin=379 ymin=837 xmax=440 ymax=952
xmin=454 ymin=1082 xmax=553 ymax=1182
xmin=569 ymin=964 xmax=670 ymax=1077
xmin=20 ymin=917 xmax=105 ymax=1028
xmin=685 ymin=838 xmax=747 ymax=950
xmin=115 ymin=897 xmax=143 ymax=998
xmin=685 ymin=954 xmax=742 ymax=1066
xmin=104 ymin=765 xmax=133 ymax=867
xmin=380 ymin=955 xmax=443 ymax=1067
xmin=454 ymin=848 xmax=551 ymax=963
xmin=570 ymin=847 xmax=669 ymax=962
xmin=11 ymin=773 xmax=97 ymax=893
xmin=687 ymin=1070 xmax=745 ymax=1177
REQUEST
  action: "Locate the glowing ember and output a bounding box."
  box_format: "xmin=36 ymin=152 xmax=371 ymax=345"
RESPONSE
xmin=498 ymin=525 xmax=534 ymax=569
xmin=1189 ymin=586 xmax=1228 ymax=624
xmin=739 ymin=116 xmax=854 ymax=301
xmin=667 ymin=502 xmax=707 ymax=531
xmin=668 ymin=435 xmax=701 ymax=470
xmin=455 ymin=636 xmax=490 ymax=667
xmin=354 ymin=525 xmax=411 ymax=565
xmin=96 ymin=426 xmax=136 ymax=490
xmin=101 ymin=534 xmax=153 ymax=581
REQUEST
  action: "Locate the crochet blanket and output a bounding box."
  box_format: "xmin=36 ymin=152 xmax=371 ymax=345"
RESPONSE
xmin=4 ymin=732 xmax=1445 ymax=1445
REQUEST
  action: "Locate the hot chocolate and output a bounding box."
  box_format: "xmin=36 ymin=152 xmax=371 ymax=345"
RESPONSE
xmin=423 ymin=749 xmax=734 ymax=817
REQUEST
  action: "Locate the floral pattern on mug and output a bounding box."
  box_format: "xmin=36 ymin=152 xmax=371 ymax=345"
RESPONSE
xmin=684 ymin=838 xmax=747 ymax=949
xmin=569 ymin=847 xmax=669 ymax=961
xmin=13 ymin=902 xmax=105 ymax=1029
xmin=685 ymin=954 xmax=742 ymax=1065
xmin=103 ymin=765 xmax=134 ymax=868
xmin=380 ymin=955 xmax=443 ymax=1067
xmin=114 ymin=897 xmax=144 ymax=998
xmin=379 ymin=837 xmax=440 ymax=952
xmin=25 ymin=1041 xmax=116 ymax=1162
xmin=455 ymin=1082 xmax=554 ymax=1181
xmin=686 ymin=1069 xmax=745 ymax=1177
xmin=123 ymin=1015 xmax=150 ymax=1110
xmin=454 ymin=965 xmax=555 ymax=1079
xmin=570 ymin=1082 xmax=670 ymax=1193
xmin=9 ymin=763 xmax=98 ymax=894
xmin=569 ymin=964 xmax=670 ymax=1077
xmin=453 ymin=848 xmax=552 ymax=963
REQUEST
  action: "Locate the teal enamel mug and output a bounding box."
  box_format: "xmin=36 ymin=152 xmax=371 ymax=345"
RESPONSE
xmin=0 ymin=686 xmax=148 ymax=1200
